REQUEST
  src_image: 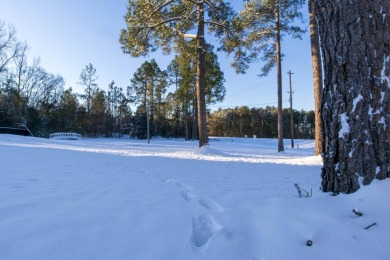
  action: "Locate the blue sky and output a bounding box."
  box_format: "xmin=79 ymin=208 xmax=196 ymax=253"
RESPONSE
xmin=0 ymin=0 xmax=314 ymax=111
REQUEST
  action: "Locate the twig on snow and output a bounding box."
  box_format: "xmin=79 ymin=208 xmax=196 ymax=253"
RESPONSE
xmin=364 ymin=223 xmax=377 ymax=230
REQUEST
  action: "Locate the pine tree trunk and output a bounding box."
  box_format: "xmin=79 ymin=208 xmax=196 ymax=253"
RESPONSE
xmin=308 ymin=0 xmax=323 ymax=156
xmin=150 ymin=82 xmax=154 ymax=132
xmin=193 ymin=95 xmax=198 ymax=141
xmin=196 ymin=2 xmax=209 ymax=148
xmin=275 ymin=2 xmax=284 ymax=152
xmin=185 ymin=92 xmax=190 ymax=140
xmin=313 ymin=0 xmax=390 ymax=193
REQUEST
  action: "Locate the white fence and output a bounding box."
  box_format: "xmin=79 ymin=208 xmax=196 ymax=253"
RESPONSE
xmin=49 ymin=132 xmax=81 ymax=140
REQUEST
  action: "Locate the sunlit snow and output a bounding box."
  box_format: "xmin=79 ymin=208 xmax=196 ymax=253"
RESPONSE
xmin=0 ymin=135 xmax=389 ymax=259
xmin=339 ymin=113 xmax=350 ymax=138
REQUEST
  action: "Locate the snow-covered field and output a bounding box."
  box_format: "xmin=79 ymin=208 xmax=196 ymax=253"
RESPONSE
xmin=0 ymin=134 xmax=389 ymax=259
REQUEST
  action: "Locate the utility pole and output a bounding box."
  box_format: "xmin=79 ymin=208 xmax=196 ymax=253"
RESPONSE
xmin=287 ymin=70 xmax=294 ymax=148
xmin=146 ymin=99 xmax=150 ymax=144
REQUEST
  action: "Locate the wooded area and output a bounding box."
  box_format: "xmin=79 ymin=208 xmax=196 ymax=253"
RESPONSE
xmin=0 ymin=16 xmax=313 ymax=140
xmin=208 ymin=106 xmax=314 ymax=139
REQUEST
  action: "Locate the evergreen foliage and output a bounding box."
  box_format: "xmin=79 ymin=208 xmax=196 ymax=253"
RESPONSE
xmin=227 ymin=0 xmax=306 ymax=152
xmin=119 ymin=0 xmax=238 ymax=147
xmin=208 ymin=106 xmax=314 ymax=139
xmin=0 ymin=17 xmax=315 ymax=142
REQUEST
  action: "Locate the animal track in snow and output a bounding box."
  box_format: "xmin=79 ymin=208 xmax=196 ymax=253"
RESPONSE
xmin=139 ymin=169 xmax=153 ymax=176
xmin=180 ymin=191 xmax=195 ymax=201
xmin=164 ymin=178 xmax=193 ymax=191
xmin=198 ymin=197 xmax=225 ymax=213
xmin=191 ymin=214 xmax=223 ymax=248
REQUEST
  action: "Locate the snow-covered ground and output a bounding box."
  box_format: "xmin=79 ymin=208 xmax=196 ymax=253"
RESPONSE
xmin=0 ymin=134 xmax=389 ymax=259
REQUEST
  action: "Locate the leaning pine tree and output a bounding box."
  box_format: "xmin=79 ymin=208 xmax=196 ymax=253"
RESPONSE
xmin=313 ymin=0 xmax=390 ymax=193
xmin=119 ymin=0 xmax=237 ymax=148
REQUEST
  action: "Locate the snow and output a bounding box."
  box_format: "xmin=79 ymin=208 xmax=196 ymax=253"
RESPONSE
xmin=380 ymin=55 xmax=389 ymax=85
xmin=380 ymin=116 xmax=386 ymax=125
xmin=339 ymin=113 xmax=350 ymax=138
xmin=352 ymin=94 xmax=363 ymax=113
xmin=1 ymin=134 xmax=390 ymax=259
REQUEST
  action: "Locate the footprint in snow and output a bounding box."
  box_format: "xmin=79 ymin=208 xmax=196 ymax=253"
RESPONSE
xmin=140 ymin=169 xmax=153 ymax=176
xmin=164 ymin=178 xmax=193 ymax=191
xmin=180 ymin=191 xmax=195 ymax=201
xmin=198 ymin=197 xmax=225 ymax=213
xmin=163 ymin=178 xmax=180 ymax=185
xmin=191 ymin=214 xmax=223 ymax=248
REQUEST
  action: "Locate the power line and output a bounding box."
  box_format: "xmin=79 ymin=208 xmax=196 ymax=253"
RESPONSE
xmin=209 ymin=100 xmax=290 ymax=109
xmin=226 ymin=74 xmax=278 ymax=96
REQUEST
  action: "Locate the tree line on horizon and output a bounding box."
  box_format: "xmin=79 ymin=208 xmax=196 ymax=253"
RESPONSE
xmin=208 ymin=106 xmax=314 ymax=139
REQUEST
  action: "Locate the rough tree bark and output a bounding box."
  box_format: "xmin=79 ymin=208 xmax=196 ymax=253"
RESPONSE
xmin=308 ymin=0 xmax=323 ymax=156
xmin=313 ymin=0 xmax=390 ymax=193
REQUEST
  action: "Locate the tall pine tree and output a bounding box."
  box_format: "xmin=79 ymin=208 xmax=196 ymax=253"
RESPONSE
xmin=230 ymin=0 xmax=305 ymax=152
xmin=119 ymin=0 xmax=237 ymax=147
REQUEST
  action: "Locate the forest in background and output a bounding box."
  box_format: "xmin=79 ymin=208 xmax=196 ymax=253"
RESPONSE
xmin=0 ymin=21 xmax=314 ymax=140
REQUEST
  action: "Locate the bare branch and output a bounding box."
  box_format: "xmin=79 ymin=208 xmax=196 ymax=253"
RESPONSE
xmin=186 ymin=0 xmax=203 ymax=4
xmin=169 ymin=8 xmax=199 ymax=37
xmin=204 ymin=21 xmax=237 ymax=41
xmin=204 ymin=0 xmax=225 ymax=22
xmin=146 ymin=16 xmax=185 ymax=29
xmin=144 ymin=0 xmax=175 ymax=23
xmin=183 ymin=34 xmax=197 ymax=39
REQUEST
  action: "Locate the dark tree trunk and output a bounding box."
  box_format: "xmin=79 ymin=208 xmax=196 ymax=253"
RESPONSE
xmin=275 ymin=2 xmax=284 ymax=152
xmin=150 ymin=82 xmax=154 ymax=130
xmin=313 ymin=0 xmax=390 ymax=193
xmin=308 ymin=0 xmax=323 ymax=156
xmin=193 ymin=94 xmax=198 ymax=141
xmin=196 ymin=2 xmax=209 ymax=148
xmin=185 ymin=89 xmax=190 ymax=141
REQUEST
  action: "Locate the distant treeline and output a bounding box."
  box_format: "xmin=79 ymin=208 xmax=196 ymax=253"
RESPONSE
xmin=208 ymin=106 xmax=314 ymax=139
